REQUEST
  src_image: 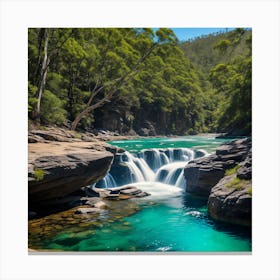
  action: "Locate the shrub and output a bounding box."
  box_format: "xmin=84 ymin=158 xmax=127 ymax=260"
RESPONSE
xmin=34 ymin=169 xmax=46 ymax=181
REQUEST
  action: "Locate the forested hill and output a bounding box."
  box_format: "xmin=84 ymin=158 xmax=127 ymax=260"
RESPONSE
xmin=180 ymin=30 xmax=251 ymax=75
xmin=28 ymin=28 xmax=251 ymax=136
xmin=180 ymin=29 xmax=252 ymax=135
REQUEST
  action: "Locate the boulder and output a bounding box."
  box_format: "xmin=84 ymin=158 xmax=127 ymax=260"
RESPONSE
xmin=184 ymin=163 xmax=225 ymax=196
xmin=237 ymin=151 xmax=252 ymax=180
xmin=208 ymin=174 xmax=252 ymax=226
xmin=109 ymin=162 xmax=133 ymax=186
xmin=29 ymin=145 xmax=114 ymax=203
xmin=184 ymin=138 xmax=251 ymax=197
xmin=84 ymin=186 xmax=151 ymax=200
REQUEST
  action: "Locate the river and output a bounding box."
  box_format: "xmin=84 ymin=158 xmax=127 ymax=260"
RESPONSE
xmin=28 ymin=135 xmax=251 ymax=252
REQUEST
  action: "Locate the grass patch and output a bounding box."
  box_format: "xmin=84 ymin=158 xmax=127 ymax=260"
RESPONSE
xmin=247 ymin=187 xmax=252 ymax=196
xmin=225 ymin=164 xmax=240 ymax=176
xmin=34 ymin=169 xmax=46 ymax=181
xmin=226 ymin=176 xmax=245 ymax=190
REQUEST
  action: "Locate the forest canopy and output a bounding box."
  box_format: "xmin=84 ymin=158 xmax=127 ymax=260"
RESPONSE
xmin=28 ymin=28 xmax=252 ymax=136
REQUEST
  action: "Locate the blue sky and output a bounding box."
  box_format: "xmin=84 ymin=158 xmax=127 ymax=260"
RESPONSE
xmin=154 ymin=28 xmax=236 ymax=41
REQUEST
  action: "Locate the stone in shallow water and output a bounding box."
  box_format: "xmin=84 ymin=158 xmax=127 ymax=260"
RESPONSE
xmin=74 ymin=208 xmax=101 ymax=215
xmin=120 ymin=187 xmax=141 ymax=195
xmin=94 ymin=201 xmax=107 ymax=209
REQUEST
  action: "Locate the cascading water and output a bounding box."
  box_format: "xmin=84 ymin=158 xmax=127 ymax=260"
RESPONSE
xmin=96 ymin=147 xmax=202 ymax=189
xmin=120 ymin=151 xmax=155 ymax=182
xmin=154 ymin=162 xmax=187 ymax=187
xmin=95 ymin=173 xmax=117 ymax=189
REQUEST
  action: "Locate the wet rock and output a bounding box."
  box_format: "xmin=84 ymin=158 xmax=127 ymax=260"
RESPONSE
xmin=184 ymin=138 xmax=251 ymax=197
xmin=93 ymin=201 xmax=107 ymax=209
xmin=120 ymin=187 xmax=142 ymax=196
xmin=134 ymin=191 xmax=150 ymax=198
xmin=87 ymin=185 xmax=151 ymax=200
xmin=237 ymin=152 xmax=252 ymax=180
xmin=194 ymin=149 xmax=208 ymax=158
xmin=208 ymin=174 xmax=252 ymax=226
xmin=109 ymin=162 xmax=133 ymax=186
xmin=104 ymin=193 xmax=121 ymax=200
xmin=75 ymin=207 xmax=101 ymax=214
xmin=184 ymin=164 xmax=225 ymax=196
xmin=84 ymin=187 xmax=101 ymax=197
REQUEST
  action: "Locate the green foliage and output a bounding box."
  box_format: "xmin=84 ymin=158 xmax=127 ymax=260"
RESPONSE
xmin=28 ymin=82 xmax=37 ymax=113
xmin=40 ymin=90 xmax=67 ymax=125
xmin=213 ymin=39 xmax=231 ymax=55
xmin=225 ymin=164 xmax=240 ymax=176
xmin=28 ymin=28 xmax=251 ymax=136
xmin=34 ymin=169 xmax=46 ymax=181
xmin=226 ymin=176 xmax=246 ymax=190
xmin=181 ymin=29 xmax=252 ymax=135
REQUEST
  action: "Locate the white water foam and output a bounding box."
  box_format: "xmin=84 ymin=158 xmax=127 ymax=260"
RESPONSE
xmin=121 ymin=182 xmax=182 ymax=199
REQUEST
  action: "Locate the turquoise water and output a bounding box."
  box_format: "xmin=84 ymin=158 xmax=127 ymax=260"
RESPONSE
xmin=44 ymin=194 xmax=251 ymax=252
xmin=109 ymin=135 xmax=238 ymax=153
xmin=29 ymin=136 xmax=251 ymax=252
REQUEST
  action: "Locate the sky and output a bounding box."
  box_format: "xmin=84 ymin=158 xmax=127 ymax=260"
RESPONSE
xmin=154 ymin=28 xmax=236 ymax=42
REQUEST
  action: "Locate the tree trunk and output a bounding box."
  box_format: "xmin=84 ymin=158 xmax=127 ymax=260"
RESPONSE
xmin=34 ymin=28 xmax=49 ymax=123
xmin=70 ymin=43 xmax=158 ymax=131
xmin=71 ymin=95 xmax=111 ymax=131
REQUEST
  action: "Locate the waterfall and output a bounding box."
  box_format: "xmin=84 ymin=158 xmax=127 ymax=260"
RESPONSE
xmin=120 ymin=151 xmax=155 ymax=182
xmin=154 ymin=162 xmax=187 ymax=188
xmin=139 ymin=149 xmax=170 ymax=171
xmin=139 ymin=147 xmax=194 ymax=171
xmin=96 ymin=147 xmax=197 ymax=189
xmin=95 ymin=173 xmax=117 ymax=189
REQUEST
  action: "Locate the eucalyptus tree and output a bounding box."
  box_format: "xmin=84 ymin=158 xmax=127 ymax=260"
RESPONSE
xmin=28 ymin=28 xmax=73 ymax=123
xmin=70 ymin=28 xmax=178 ymax=130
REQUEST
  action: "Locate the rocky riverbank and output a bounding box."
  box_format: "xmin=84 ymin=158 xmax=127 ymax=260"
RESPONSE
xmin=28 ymin=127 xmax=153 ymax=218
xmin=184 ymin=138 xmax=252 ymax=226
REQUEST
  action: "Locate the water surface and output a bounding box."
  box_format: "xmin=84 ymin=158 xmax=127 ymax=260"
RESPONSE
xmin=29 ymin=136 xmax=251 ymax=252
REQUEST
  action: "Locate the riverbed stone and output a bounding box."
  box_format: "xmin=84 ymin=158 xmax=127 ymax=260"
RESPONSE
xmin=74 ymin=207 xmax=101 ymax=215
